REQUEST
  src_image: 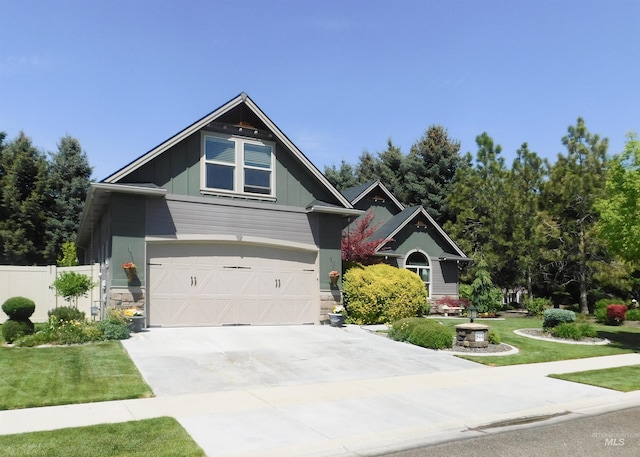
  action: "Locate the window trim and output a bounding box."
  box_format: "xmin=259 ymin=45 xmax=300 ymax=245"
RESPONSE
xmin=404 ymin=249 xmax=431 ymax=298
xmin=201 ymin=132 xmax=276 ymax=199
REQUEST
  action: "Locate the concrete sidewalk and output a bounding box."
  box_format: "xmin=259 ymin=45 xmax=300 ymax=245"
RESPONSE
xmin=1 ymin=351 xmax=640 ymax=456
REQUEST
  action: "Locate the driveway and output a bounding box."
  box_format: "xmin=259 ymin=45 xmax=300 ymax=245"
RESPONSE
xmin=121 ymin=325 xmax=481 ymax=396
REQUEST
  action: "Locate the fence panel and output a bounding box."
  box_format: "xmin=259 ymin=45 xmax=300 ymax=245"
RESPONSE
xmin=0 ymin=264 xmax=101 ymax=323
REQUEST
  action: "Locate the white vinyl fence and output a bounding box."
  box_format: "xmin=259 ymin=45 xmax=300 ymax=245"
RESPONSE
xmin=0 ymin=264 xmax=101 ymax=323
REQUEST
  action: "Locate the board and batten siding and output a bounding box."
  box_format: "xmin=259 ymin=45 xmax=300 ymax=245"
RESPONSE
xmin=146 ymin=195 xmax=317 ymax=247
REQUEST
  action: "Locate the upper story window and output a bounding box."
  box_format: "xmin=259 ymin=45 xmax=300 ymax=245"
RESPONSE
xmin=202 ymin=133 xmax=275 ymax=198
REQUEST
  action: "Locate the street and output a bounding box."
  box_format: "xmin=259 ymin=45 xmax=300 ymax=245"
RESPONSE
xmin=380 ymin=406 xmax=640 ymax=457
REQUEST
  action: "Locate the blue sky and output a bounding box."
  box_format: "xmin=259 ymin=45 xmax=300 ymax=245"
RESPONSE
xmin=1 ymin=0 xmax=638 ymax=181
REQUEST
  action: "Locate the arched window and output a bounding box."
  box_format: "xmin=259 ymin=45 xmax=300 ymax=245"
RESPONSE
xmin=405 ymin=251 xmax=431 ymax=297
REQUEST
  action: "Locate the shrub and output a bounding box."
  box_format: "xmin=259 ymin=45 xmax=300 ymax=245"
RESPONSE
xmin=98 ymin=321 xmax=130 ymax=340
xmin=343 ymin=264 xmax=427 ymax=324
xmin=97 ymin=308 xmax=131 ymax=340
xmin=488 ymin=330 xmax=501 ymax=345
xmin=389 ymin=318 xmax=453 ymax=349
xmin=48 ymin=306 xmax=86 ymax=322
xmin=2 ymin=319 xmax=34 ymax=344
xmin=2 ymin=296 xmax=36 ymax=320
xmin=434 ymin=296 xmax=470 ymax=309
xmin=543 ymin=309 xmax=576 ymax=329
xmin=551 ymin=322 xmax=597 ymax=340
xmin=626 ymin=309 xmax=640 ymax=321
xmin=595 ymin=298 xmax=622 ymax=311
xmin=388 ymin=318 xmax=433 ymax=341
xmin=524 ymin=297 xmax=551 ymax=316
xmin=606 ymin=304 xmax=627 ymax=326
xmin=407 ymin=324 xmax=453 ymax=349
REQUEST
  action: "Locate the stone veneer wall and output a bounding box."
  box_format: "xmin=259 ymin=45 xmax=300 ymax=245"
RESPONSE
xmin=109 ymin=288 xmax=146 ymax=314
xmin=320 ymin=289 xmax=342 ymax=324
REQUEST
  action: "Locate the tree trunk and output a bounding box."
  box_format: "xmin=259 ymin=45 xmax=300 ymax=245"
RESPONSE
xmin=579 ymin=225 xmax=589 ymax=314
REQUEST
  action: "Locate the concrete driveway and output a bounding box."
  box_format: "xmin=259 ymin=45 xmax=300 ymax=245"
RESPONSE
xmin=121 ymin=324 xmax=481 ymax=396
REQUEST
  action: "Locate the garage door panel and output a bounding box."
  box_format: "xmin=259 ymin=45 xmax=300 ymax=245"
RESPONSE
xmin=148 ymin=243 xmax=318 ymax=327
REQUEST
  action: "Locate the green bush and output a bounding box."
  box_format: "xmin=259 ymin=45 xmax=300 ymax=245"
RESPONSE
xmin=543 ymin=308 xmax=576 ymax=329
xmin=389 ymin=318 xmax=453 ymax=350
xmin=48 ymin=306 xmax=86 ymax=322
xmin=595 ymin=298 xmax=623 ymax=310
xmin=388 ymin=318 xmax=434 ymax=341
xmin=524 ymin=297 xmax=551 ymax=316
xmin=407 ymin=324 xmax=453 ymax=349
xmin=595 ymin=307 xmax=608 ymax=324
xmin=488 ymin=330 xmax=501 ymax=345
xmin=626 ymin=309 xmax=640 ymax=321
xmin=2 ymin=296 xmax=36 ymax=320
xmin=98 ymin=321 xmax=130 ymax=340
xmin=97 ymin=308 xmax=131 ymax=340
xmin=551 ymin=322 xmax=597 ymax=340
xmin=2 ymin=319 xmax=34 ymax=343
xmin=343 ymin=264 xmax=427 ymax=324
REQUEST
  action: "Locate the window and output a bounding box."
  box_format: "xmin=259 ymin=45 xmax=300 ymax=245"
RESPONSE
xmin=202 ymin=134 xmax=274 ymax=197
xmin=405 ymin=251 xmax=430 ymax=297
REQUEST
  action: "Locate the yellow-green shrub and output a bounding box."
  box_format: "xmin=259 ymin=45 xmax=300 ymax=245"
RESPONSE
xmin=343 ymin=264 xmax=427 ymax=324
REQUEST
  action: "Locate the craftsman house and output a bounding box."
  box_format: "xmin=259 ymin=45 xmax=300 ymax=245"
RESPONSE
xmin=341 ymin=180 xmax=470 ymax=300
xmin=76 ymin=93 xmax=361 ymax=327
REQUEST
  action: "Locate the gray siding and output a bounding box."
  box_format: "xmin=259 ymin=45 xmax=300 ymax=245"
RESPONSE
xmin=430 ymin=258 xmax=459 ymax=298
xmin=146 ymin=195 xmax=316 ymax=246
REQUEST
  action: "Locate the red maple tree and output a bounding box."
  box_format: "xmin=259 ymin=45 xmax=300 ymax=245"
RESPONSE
xmin=341 ymin=210 xmax=386 ymax=263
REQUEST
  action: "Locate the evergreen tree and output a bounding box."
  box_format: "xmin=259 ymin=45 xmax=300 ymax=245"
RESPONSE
xmin=444 ymin=133 xmax=509 ymax=285
xmin=324 ymin=160 xmax=358 ymax=190
xmin=45 ymin=135 xmax=92 ymax=263
xmin=538 ymin=118 xmax=608 ymax=312
xmin=508 ymin=143 xmax=547 ymax=297
xmin=0 ymin=132 xmax=49 ymax=265
xmin=401 ymin=126 xmax=462 ymax=226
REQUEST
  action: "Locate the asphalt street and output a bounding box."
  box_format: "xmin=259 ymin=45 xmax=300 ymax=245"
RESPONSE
xmin=380 ymin=406 xmax=640 ymax=457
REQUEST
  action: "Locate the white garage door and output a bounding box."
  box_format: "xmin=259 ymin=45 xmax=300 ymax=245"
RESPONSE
xmin=147 ymin=243 xmax=318 ymax=327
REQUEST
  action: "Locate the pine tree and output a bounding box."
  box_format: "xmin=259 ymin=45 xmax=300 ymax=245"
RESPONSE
xmin=539 ymin=118 xmax=608 ymax=312
xmin=401 ymin=125 xmax=463 ymax=226
xmin=45 ymin=136 xmax=92 ymax=263
xmin=0 ymin=132 xmax=49 ymax=265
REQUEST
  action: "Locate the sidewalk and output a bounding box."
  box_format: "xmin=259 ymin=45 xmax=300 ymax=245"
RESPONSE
xmin=2 ymin=353 xmax=640 ymax=456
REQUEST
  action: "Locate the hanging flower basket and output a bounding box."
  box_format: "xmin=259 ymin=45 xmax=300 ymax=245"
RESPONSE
xmin=329 ymin=270 xmax=340 ymax=286
xmin=122 ymin=262 xmax=137 ymax=283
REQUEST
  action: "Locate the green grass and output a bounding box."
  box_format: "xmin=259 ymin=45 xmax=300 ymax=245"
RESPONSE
xmin=0 ymin=417 xmax=205 ymax=457
xmin=549 ymin=365 xmax=640 ymax=392
xmin=0 ymin=340 xmax=153 ymax=410
xmin=436 ymin=317 xmax=640 ymax=366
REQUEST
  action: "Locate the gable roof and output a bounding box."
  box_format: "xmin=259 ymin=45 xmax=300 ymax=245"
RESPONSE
xmin=342 ymin=180 xmax=404 ymax=211
xmin=102 ymin=92 xmax=353 ymax=209
xmin=371 ymin=206 xmax=469 ymax=259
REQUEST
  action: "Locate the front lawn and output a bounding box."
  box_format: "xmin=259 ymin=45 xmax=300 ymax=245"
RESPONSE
xmin=549 ymin=365 xmax=640 ymax=392
xmin=0 ymin=417 xmax=205 ymax=457
xmin=0 ymin=337 xmax=152 ymax=410
xmin=436 ymin=317 xmax=640 ymax=366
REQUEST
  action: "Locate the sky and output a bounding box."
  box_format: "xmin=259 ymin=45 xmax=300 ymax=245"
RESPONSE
xmin=1 ymin=0 xmax=639 ymax=181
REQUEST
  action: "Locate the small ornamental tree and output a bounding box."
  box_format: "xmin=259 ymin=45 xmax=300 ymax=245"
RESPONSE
xmin=53 ymin=272 xmax=95 ymax=307
xmin=469 ymin=259 xmax=502 ymax=314
xmin=342 ymin=210 xmax=385 ymax=264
